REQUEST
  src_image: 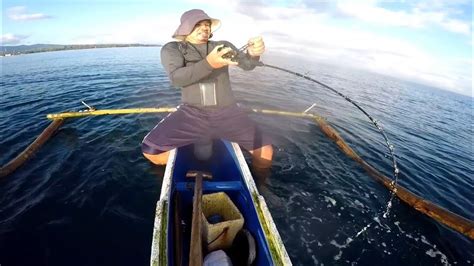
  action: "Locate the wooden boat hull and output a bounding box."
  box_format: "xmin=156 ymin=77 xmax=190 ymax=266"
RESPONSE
xmin=150 ymin=140 xmax=291 ymax=265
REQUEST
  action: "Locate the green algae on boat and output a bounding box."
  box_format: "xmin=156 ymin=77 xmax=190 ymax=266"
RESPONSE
xmin=151 ymin=199 xmax=168 ymax=266
xmin=253 ymin=192 xmax=285 ymax=265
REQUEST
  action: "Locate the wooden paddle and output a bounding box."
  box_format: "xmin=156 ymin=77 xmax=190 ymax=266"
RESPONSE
xmin=187 ymin=171 xmax=212 ymax=266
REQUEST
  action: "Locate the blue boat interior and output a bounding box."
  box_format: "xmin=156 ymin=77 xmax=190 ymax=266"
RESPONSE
xmin=167 ymin=139 xmax=273 ymax=265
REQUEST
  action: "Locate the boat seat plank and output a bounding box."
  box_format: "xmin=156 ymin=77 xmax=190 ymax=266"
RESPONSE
xmin=175 ymin=181 xmax=242 ymax=192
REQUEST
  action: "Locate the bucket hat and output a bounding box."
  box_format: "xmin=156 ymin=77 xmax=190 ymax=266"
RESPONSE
xmin=172 ymin=9 xmax=221 ymax=40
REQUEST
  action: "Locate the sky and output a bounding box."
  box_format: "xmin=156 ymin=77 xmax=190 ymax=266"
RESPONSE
xmin=1 ymin=0 xmax=472 ymax=96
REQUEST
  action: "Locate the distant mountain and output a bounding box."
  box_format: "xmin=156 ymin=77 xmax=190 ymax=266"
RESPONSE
xmin=1 ymin=44 xmax=64 ymax=53
xmin=1 ymin=43 xmax=161 ymax=56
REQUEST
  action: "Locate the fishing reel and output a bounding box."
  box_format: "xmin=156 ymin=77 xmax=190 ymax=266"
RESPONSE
xmin=217 ymin=45 xmax=238 ymax=62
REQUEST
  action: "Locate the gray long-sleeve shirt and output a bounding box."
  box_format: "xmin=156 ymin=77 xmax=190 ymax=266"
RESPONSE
xmin=160 ymin=40 xmax=259 ymax=107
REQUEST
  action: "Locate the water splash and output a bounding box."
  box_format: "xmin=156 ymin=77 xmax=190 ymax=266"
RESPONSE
xmin=326 ymin=180 xmax=399 ymax=261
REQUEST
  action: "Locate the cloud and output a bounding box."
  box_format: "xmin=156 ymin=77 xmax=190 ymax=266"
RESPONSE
xmin=1 ymin=33 xmax=30 ymax=45
xmin=71 ymin=15 xmax=178 ymax=45
xmin=439 ymin=19 xmax=471 ymax=35
xmin=7 ymin=6 xmax=52 ymax=21
xmin=335 ymin=1 xmax=471 ymax=35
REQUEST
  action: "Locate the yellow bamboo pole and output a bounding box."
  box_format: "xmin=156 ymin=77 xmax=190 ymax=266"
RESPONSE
xmin=46 ymin=107 xmax=177 ymax=120
xmin=45 ymin=107 xmax=316 ymax=120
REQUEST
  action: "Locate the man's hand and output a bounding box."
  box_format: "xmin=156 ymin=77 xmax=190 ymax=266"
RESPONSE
xmin=206 ymin=45 xmax=239 ymax=69
xmin=247 ymin=36 xmax=265 ymax=57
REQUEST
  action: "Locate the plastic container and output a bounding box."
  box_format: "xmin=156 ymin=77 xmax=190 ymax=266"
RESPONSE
xmin=201 ymin=192 xmax=244 ymax=251
xmin=194 ymin=138 xmax=213 ymax=161
xmin=203 ymin=250 xmax=232 ymax=266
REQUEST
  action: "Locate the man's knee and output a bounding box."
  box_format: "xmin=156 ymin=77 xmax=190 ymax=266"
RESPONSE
xmin=250 ymin=144 xmax=273 ymax=162
xmin=143 ymin=151 xmax=170 ymax=165
xmin=259 ymin=144 xmax=273 ymax=160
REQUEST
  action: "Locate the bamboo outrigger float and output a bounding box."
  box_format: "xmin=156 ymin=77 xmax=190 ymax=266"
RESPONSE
xmin=1 ymin=106 xmax=473 ymax=243
xmin=0 ymin=119 xmax=64 ymax=178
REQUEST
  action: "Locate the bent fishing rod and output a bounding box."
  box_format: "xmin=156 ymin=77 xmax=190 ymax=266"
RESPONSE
xmin=231 ymin=43 xmax=399 ymax=194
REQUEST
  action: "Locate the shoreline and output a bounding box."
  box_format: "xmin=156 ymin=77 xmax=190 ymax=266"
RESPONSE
xmin=0 ymin=44 xmax=161 ymax=56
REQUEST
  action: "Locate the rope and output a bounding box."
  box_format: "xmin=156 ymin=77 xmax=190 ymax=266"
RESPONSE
xmin=207 ymin=227 xmax=229 ymax=247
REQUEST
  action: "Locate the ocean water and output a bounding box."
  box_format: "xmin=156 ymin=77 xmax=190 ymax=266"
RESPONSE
xmin=1 ymin=47 xmax=472 ymax=265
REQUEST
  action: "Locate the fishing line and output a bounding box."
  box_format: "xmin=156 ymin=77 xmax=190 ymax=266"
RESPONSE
xmin=256 ymin=61 xmax=401 ymax=242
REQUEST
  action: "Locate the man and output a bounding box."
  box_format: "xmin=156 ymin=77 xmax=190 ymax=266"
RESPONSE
xmin=142 ymin=9 xmax=272 ymax=170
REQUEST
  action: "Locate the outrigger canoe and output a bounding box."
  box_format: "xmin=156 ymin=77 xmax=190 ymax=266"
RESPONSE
xmin=150 ymin=139 xmax=291 ymax=265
